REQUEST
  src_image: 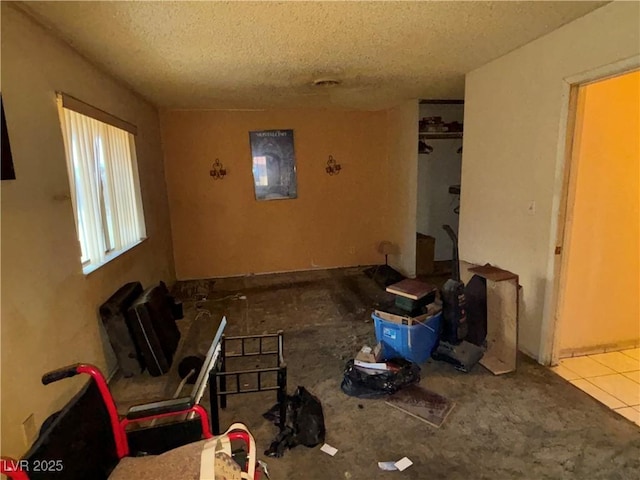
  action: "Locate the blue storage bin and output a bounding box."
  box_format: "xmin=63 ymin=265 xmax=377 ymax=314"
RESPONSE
xmin=372 ymin=312 xmax=442 ymax=364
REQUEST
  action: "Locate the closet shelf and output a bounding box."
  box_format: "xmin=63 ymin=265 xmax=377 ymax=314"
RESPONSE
xmin=418 ymin=131 xmax=463 ymax=139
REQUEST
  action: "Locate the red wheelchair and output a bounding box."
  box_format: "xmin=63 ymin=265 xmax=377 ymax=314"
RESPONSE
xmin=0 ymin=363 xmax=261 ymax=480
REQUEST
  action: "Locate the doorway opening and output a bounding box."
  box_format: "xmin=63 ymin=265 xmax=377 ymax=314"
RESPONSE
xmin=415 ymin=99 xmax=464 ymax=283
xmin=548 ymin=69 xmax=640 ymax=425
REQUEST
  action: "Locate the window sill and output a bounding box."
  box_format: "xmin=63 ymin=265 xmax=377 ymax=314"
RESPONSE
xmin=82 ymin=238 xmax=147 ymax=276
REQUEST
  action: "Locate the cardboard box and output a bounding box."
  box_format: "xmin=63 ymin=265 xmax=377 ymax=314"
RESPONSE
xmin=374 ymin=303 xmax=442 ymax=326
xmin=354 ymin=344 xmax=388 ymax=370
xmin=355 ymin=343 xmax=383 ymax=363
xmin=460 ymin=261 xmax=519 ymax=375
xmin=416 ymin=234 xmax=435 ymax=275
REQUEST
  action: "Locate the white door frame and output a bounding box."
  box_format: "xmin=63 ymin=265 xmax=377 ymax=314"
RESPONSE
xmin=538 ymin=55 xmax=640 ymax=366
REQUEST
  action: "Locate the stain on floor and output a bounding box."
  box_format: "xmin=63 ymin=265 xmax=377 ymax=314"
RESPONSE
xmin=110 ymin=267 xmax=640 ymax=479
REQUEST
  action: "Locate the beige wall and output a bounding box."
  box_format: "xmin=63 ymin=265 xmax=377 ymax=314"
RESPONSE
xmin=386 ymin=101 xmax=419 ymax=277
xmin=558 ymin=71 xmax=640 ymax=354
xmin=460 ymin=1 xmax=640 ymax=360
xmin=1 ymin=5 xmax=175 ymax=458
xmin=161 ymin=108 xmax=407 ymax=279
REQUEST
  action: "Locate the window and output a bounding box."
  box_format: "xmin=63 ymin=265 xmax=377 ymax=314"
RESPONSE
xmin=57 ymin=94 xmax=146 ymax=273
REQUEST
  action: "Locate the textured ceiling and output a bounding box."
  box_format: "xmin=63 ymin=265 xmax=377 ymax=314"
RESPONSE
xmin=20 ymin=1 xmax=607 ymax=110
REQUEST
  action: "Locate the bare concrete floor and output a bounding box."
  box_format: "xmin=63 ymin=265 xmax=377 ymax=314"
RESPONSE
xmin=111 ymin=268 xmax=640 ymax=480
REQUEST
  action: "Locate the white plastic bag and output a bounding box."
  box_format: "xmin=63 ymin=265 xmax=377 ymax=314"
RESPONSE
xmin=200 ymin=423 xmax=256 ymax=480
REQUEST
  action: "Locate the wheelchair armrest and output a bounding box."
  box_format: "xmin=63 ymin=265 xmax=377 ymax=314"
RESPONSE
xmin=126 ymin=397 xmax=194 ymax=420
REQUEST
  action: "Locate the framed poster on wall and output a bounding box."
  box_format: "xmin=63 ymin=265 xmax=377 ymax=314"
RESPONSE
xmin=249 ymin=129 xmax=297 ymax=200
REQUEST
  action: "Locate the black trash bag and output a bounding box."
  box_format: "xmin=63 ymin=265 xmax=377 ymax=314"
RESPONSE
xmin=263 ymin=386 xmax=326 ymax=458
xmin=340 ymin=358 xmax=420 ymax=399
xmin=262 ymin=402 xmax=282 ymax=424
xmin=290 ymin=387 xmax=325 ymax=448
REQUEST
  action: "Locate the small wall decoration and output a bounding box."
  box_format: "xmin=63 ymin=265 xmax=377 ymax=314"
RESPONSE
xmin=209 ymin=158 xmax=227 ymax=180
xmin=325 ymin=155 xmax=341 ymax=175
xmin=249 ymin=129 xmax=297 ymax=201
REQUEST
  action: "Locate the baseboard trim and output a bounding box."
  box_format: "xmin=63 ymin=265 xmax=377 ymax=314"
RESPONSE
xmin=176 ymin=264 xmax=377 ymax=281
xmin=559 ymin=339 xmax=640 ymax=359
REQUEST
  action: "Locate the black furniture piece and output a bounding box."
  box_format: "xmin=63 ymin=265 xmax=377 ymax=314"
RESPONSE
xmin=99 ymin=282 xmax=144 ymax=378
xmin=210 ymin=331 xmax=287 ymax=435
xmin=125 ymin=283 xmax=181 ymax=376
xmin=100 ymin=282 xmax=183 ymax=377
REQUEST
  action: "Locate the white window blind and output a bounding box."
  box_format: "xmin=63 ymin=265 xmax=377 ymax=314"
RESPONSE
xmin=57 ymin=95 xmax=146 ymax=273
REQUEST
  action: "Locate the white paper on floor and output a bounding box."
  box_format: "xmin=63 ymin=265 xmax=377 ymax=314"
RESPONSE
xmin=377 ymin=462 xmax=397 ymax=471
xmin=320 ymin=443 xmax=338 ymax=456
xmin=377 ymin=457 xmax=413 ymax=472
xmin=394 ymin=457 xmax=413 ymax=471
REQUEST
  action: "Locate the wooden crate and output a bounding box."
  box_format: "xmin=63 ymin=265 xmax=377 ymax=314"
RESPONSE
xmin=460 ymin=261 xmax=519 ymax=375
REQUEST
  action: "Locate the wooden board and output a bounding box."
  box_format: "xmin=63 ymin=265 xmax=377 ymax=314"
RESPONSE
xmin=385 ymin=385 xmax=455 ymax=428
xmin=468 ymin=265 xmax=517 ymax=282
xmin=480 ymin=277 xmax=518 ymax=374
xmin=459 ymin=261 xmax=519 ymax=375
xmin=386 ymin=279 xmax=437 ymax=300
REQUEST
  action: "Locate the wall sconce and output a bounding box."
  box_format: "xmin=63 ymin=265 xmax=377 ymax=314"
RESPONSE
xmin=209 ymin=158 xmax=227 ymax=180
xmin=325 ymin=155 xmax=342 ymax=175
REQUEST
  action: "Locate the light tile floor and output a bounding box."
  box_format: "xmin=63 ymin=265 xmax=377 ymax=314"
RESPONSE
xmin=551 ymin=348 xmax=640 ymax=426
